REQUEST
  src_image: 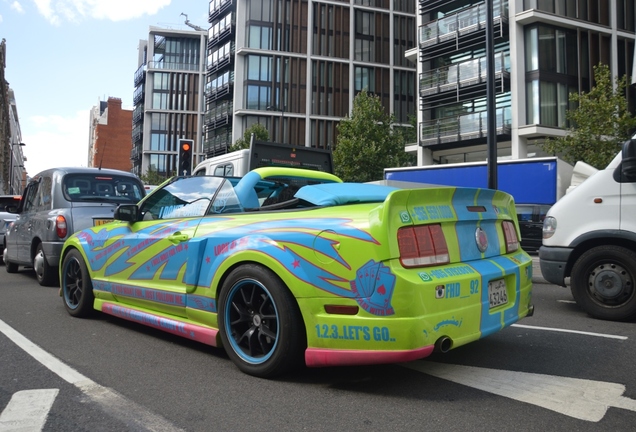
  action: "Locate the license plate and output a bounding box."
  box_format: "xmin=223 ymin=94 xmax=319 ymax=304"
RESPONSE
xmin=488 ymin=279 xmax=508 ymax=308
xmin=94 ymin=219 xmax=113 ymax=226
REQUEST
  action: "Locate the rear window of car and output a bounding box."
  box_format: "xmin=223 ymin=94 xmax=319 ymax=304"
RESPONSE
xmin=0 ymin=196 xmax=21 ymax=211
xmin=62 ymin=174 xmax=145 ymax=203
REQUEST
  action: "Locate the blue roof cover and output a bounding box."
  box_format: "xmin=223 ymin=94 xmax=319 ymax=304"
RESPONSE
xmin=294 ymin=183 xmax=398 ymax=206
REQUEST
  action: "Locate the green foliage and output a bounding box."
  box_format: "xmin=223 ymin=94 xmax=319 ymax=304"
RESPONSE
xmin=542 ymin=63 xmax=636 ymax=169
xmin=230 ymin=123 xmax=270 ymax=152
xmin=334 ymin=90 xmax=412 ymax=182
xmin=139 ymin=167 xmax=169 ymax=185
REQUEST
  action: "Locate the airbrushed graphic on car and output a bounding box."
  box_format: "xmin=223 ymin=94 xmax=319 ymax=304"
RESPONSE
xmin=74 ymin=217 xmax=397 ymax=316
xmin=59 ymin=167 xmax=534 ymax=378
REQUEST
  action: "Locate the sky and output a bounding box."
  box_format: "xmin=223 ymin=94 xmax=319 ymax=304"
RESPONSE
xmin=1 ymin=0 xmax=209 ymax=176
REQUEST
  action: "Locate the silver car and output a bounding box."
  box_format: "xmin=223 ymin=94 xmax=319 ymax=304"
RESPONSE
xmin=1 ymin=194 xmax=21 ymax=263
xmin=3 ymin=167 xmax=145 ymax=286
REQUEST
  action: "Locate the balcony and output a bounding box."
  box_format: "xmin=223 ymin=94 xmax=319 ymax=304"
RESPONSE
xmin=209 ymin=0 xmax=233 ymax=22
xmin=203 ymin=134 xmax=232 ymax=156
xmin=420 ymin=107 xmax=511 ymax=148
xmin=147 ymin=61 xmax=201 ymax=72
xmin=134 ymin=64 xmax=146 ymax=87
xmin=419 ymin=1 xmax=508 ymax=55
xmin=419 ymin=52 xmax=510 ymax=99
xmin=205 ymin=101 xmax=233 ymax=129
xmin=207 ymin=43 xmax=235 ymax=76
xmin=132 ymin=125 xmax=143 ymax=144
xmin=133 ymin=87 xmax=144 ymax=106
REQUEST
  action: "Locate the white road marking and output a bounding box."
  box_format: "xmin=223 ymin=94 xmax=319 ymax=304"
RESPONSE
xmin=512 ymin=323 xmax=628 ymax=340
xmin=402 ymin=361 xmax=636 ymax=422
xmin=0 ymin=389 xmax=58 ymax=432
xmin=557 ymin=300 xmax=577 ymax=304
xmin=0 ymin=318 xmax=184 ymax=432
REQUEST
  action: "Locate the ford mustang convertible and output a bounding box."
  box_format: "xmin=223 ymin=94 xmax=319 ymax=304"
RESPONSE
xmin=59 ymin=167 xmax=534 ymax=377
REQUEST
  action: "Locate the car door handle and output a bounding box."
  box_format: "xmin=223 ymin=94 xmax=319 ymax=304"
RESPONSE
xmin=168 ymin=233 xmax=189 ymax=244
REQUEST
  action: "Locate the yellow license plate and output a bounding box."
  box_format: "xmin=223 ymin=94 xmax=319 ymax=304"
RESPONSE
xmin=94 ymin=219 xmax=113 ymax=226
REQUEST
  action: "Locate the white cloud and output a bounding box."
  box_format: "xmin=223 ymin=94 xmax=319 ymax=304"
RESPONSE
xmin=23 ymin=111 xmax=90 ymax=175
xmin=10 ymin=1 xmax=25 ymax=13
xmin=32 ymin=0 xmax=172 ymax=25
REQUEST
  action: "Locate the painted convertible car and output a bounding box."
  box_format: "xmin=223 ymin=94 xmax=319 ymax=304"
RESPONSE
xmin=59 ymin=167 xmax=534 ymax=377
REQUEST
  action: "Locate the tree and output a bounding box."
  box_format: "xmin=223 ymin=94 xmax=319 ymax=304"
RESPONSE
xmin=542 ymin=63 xmax=636 ymax=169
xmin=139 ymin=167 xmax=169 ymax=185
xmin=229 ymin=123 xmax=270 ymax=152
xmin=334 ymin=90 xmax=412 ymax=182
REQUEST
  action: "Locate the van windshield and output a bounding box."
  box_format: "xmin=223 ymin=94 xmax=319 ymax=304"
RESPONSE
xmin=63 ymin=174 xmax=145 ymax=203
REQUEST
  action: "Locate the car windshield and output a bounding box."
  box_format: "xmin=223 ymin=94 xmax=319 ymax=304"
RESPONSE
xmin=63 ymin=174 xmax=145 ymax=203
xmin=140 ymin=176 xmax=239 ymax=220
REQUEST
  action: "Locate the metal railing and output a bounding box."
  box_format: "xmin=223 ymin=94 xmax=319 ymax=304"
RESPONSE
xmin=419 ymin=52 xmax=510 ymax=96
xmin=419 ymin=0 xmax=508 ymax=47
xmin=419 ymin=107 xmax=511 ymax=146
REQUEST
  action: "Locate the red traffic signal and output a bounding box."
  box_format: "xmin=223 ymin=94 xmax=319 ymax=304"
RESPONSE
xmin=178 ymin=139 xmax=194 ymax=175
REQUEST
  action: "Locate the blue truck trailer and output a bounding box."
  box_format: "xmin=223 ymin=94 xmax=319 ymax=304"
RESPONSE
xmin=384 ymin=157 xmax=574 ymax=252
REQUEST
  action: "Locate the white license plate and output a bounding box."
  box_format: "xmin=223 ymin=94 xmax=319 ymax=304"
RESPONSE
xmin=488 ymin=279 xmax=508 ymax=308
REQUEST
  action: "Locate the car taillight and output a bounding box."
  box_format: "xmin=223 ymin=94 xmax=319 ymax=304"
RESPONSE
xmin=398 ymin=224 xmax=449 ymax=268
xmin=56 ymin=215 xmax=67 ymax=238
xmin=502 ymin=220 xmax=519 ymax=253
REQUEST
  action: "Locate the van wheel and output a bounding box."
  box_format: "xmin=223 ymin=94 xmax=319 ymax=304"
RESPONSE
xmin=570 ymin=245 xmax=636 ymax=321
xmin=33 ymin=243 xmax=58 ymax=287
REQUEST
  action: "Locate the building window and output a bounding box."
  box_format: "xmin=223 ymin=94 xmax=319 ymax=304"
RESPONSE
xmin=526 ymin=80 xmax=573 ymax=127
xmin=355 ymin=67 xmax=373 ymax=92
xmin=248 ymin=25 xmax=272 ymax=49
xmin=355 ymin=11 xmax=373 ymax=62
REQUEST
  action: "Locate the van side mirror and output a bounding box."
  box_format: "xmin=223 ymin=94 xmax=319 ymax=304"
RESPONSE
xmin=114 ymin=204 xmax=140 ymax=222
xmin=621 ymin=138 xmax=636 ymax=181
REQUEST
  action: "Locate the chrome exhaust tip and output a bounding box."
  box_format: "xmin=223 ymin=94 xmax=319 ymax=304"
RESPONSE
xmin=434 ymin=336 xmax=452 ymax=353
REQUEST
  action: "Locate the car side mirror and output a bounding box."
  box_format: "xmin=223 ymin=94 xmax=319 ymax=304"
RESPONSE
xmin=621 ymin=138 xmax=636 ymax=181
xmin=114 ymin=204 xmax=140 ymax=222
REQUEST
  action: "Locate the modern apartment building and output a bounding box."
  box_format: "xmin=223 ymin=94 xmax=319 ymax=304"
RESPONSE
xmin=131 ymin=27 xmax=207 ymax=177
xmin=413 ymin=0 xmax=636 ymax=165
xmin=88 ymin=97 xmax=133 ymax=172
xmin=204 ymin=0 xmax=418 ymax=156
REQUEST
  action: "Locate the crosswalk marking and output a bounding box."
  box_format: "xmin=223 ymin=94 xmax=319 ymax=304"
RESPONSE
xmin=0 ymin=389 xmax=59 ymax=432
xmin=402 ymin=361 xmax=636 ymax=422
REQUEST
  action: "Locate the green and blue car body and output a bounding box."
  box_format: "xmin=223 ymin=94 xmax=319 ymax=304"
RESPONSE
xmin=60 ymin=167 xmax=533 ymax=377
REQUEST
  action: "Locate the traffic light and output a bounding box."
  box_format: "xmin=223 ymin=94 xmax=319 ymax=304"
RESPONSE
xmin=178 ymin=139 xmax=194 ymax=175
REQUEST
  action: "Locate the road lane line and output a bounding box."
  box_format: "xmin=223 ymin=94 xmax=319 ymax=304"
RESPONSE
xmin=511 ymin=323 xmax=628 ymax=340
xmin=0 ymin=318 xmax=184 ymax=432
xmin=0 ymin=389 xmax=58 ymax=432
xmin=402 ymin=361 xmax=636 ymax=422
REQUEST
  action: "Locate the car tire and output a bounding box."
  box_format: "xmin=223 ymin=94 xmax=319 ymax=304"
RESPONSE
xmin=5 ymin=258 xmax=18 ymax=273
xmin=33 ymin=243 xmax=58 ymax=287
xmin=61 ymin=249 xmax=94 ymax=318
xmin=570 ymin=245 xmax=636 ymax=321
xmin=218 ymin=264 xmax=306 ymax=378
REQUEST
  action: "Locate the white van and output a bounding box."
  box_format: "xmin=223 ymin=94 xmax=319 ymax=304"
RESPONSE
xmin=192 ymin=140 xmax=333 ymax=177
xmin=192 ymin=149 xmax=249 ymax=177
xmin=539 ymin=137 xmax=636 ymax=321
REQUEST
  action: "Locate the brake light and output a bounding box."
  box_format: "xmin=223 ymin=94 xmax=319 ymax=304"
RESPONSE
xmin=398 ymin=224 xmax=449 ymax=268
xmin=502 ymin=220 xmax=519 ymax=253
xmin=56 ymin=215 xmax=67 ymax=238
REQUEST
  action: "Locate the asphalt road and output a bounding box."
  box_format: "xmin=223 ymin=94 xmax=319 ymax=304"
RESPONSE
xmin=1 ymin=263 xmax=635 ymax=432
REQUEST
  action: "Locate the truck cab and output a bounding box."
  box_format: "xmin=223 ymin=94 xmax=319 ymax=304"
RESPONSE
xmin=539 ymin=137 xmax=636 ymax=321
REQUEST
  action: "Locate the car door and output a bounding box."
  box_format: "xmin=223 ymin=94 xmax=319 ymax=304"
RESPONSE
xmin=13 ymin=179 xmax=41 ymax=263
xmin=99 ymin=176 xmax=226 ymax=318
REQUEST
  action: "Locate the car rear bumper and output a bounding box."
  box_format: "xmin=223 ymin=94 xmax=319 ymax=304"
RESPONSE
xmin=42 ymin=241 xmax=64 ymax=267
xmin=538 ymin=245 xmax=573 ymax=286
